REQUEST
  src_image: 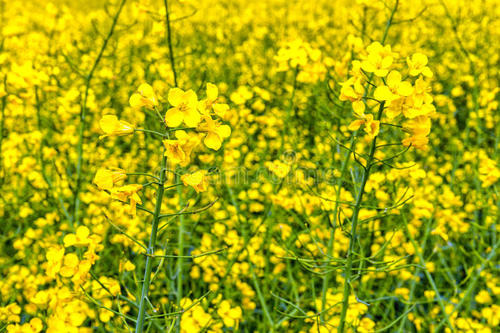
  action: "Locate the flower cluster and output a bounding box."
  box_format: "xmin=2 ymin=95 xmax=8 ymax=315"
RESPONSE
xmin=340 ymin=42 xmax=435 ymax=149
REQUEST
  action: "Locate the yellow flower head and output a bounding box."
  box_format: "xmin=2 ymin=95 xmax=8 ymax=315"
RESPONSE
xmin=165 ymin=88 xmax=200 ymax=127
xmin=181 ymin=170 xmax=208 ymax=193
xmin=361 ymin=42 xmax=396 ymax=77
xmin=129 ymin=83 xmax=158 ymax=109
xmin=407 ymin=53 xmax=433 ymax=78
xmin=63 ymin=226 xmax=92 ymax=247
xmin=163 ymin=131 xmax=199 ymax=166
xmin=99 ymin=115 xmax=134 ymax=139
xmin=198 ymin=115 xmax=231 ymax=150
xmin=348 ymin=113 xmax=380 ymax=140
xmin=93 ymin=167 xmax=127 ymax=190
xmin=109 ymin=184 xmax=143 ymax=215
xmin=198 ymin=83 xmax=230 ymax=117
xmin=374 ymin=70 xmax=413 ymax=102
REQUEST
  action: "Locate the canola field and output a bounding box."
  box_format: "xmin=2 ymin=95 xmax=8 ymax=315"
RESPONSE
xmin=0 ymin=0 xmax=499 ymax=332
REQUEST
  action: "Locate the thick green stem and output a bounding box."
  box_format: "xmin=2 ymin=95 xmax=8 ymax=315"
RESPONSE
xmin=337 ymin=102 xmax=384 ymax=332
xmin=135 ymin=155 xmax=167 ymax=333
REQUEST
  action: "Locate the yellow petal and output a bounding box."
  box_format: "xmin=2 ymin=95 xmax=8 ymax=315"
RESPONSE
xmin=93 ymin=168 xmax=113 ymax=190
xmin=217 ymin=124 xmax=231 ymax=138
xmin=206 ymin=83 xmax=218 ymax=101
xmin=213 ymin=103 xmax=229 ymax=117
xmin=165 ymin=108 xmax=184 ymax=127
xmin=374 ymin=86 xmax=393 ymax=101
xmin=138 ymin=83 xmax=154 ymax=99
xmin=99 ymin=115 xmax=119 ymax=134
xmin=386 ymin=70 xmax=401 ymax=88
xmin=129 ymin=93 xmax=143 ymax=108
xmin=397 ymin=82 xmax=413 ymax=96
xmin=348 ymin=119 xmax=363 ymax=131
xmin=168 ymin=88 xmax=184 ymax=106
xmin=183 ymin=108 xmax=201 ymax=127
xmin=76 ymin=226 xmax=90 ymax=240
xmin=361 ymin=60 xmax=376 ymax=73
xmin=184 ymin=89 xmax=198 ymax=109
xmin=204 ymin=132 xmax=222 ymax=150
xmin=422 ymin=67 xmax=433 ymax=78
xmin=352 ymin=100 xmax=365 ymax=116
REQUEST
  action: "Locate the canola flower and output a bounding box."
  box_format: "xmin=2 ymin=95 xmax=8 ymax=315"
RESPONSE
xmin=0 ymin=0 xmax=499 ymax=332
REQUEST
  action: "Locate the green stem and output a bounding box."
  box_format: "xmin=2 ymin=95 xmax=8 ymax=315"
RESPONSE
xmin=164 ymin=0 xmax=178 ymax=87
xmin=135 ymin=155 xmax=168 ymax=333
xmin=175 ymin=172 xmax=185 ymax=332
xmin=337 ymin=102 xmax=384 ymax=332
xmin=251 ymin=265 xmax=275 ymax=330
xmin=135 ymin=128 xmax=169 ymax=137
xmin=320 ymin=136 xmax=354 ymax=319
xmin=402 ymin=214 xmax=456 ymax=333
xmin=73 ymin=0 xmax=127 ymax=225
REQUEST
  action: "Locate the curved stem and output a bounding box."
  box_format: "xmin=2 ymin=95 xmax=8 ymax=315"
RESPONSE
xmin=135 ymin=155 xmax=167 ymax=333
xmin=337 ymin=102 xmax=384 ymax=332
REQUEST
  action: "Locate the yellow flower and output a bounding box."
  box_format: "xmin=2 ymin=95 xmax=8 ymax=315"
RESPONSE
xmin=339 ymin=77 xmax=365 ymax=103
xmin=109 ymin=184 xmax=143 ymax=215
xmin=374 ymin=70 xmax=413 ymax=102
xmin=163 ymin=131 xmax=199 ymax=166
xmin=475 ymin=290 xmax=493 ymax=304
xmin=181 ymin=170 xmax=208 ymax=193
xmin=93 ymin=167 xmax=127 ymax=190
xmin=63 ymin=226 xmax=92 ymax=247
xmin=407 ymin=53 xmax=433 ymax=77
xmin=217 ymin=300 xmax=242 ymax=328
xmin=198 ymin=83 xmax=230 ymax=117
xmin=348 ymin=113 xmax=380 ymax=139
xmin=99 ymin=115 xmax=134 ymax=139
xmin=129 ymin=83 xmax=158 ymax=109
xmin=59 ymin=253 xmax=79 ymax=277
xmin=165 ymin=88 xmax=200 ymax=127
xmin=198 ymin=115 xmax=231 ymax=150
xmin=361 ymin=42 xmax=395 ymax=77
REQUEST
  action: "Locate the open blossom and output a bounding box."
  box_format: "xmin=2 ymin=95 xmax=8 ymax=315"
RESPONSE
xmin=348 ymin=113 xmax=380 ymax=140
xmin=129 ymin=83 xmax=158 ymax=109
xmin=109 ymin=184 xmax=143 ymax=215
xmin=361 ymin=42 xmax=397 ymax=77
xmin=99 ymin=115 xmax=134 ymax=139
xmin=163 ymin=131 xmax=200 ymax=166
xmin=93 ymin=167 xmax=127 ymax=190
xmin=181 ymin=170 xmax=208 ymax=193
xmin=407 ymin=53 xmax=433 ymax=78
xmin=374 ymin=70 xmax=413 ymax=102
xmin=165 ymin=88 xmax=201 ymax=127
xmin=198 ymin=83 xmax=230 ymax=117
xmin=198 ymin=115 xmax=231 ymax=150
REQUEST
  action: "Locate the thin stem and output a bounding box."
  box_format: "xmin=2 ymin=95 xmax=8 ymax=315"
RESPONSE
xmin=320 ymin=136 xmax=354 ymax=320
xmin=73 ymin=0 xmax=127 ymax=225
xmin=337 ymin=102 xmax=384 ymax=332
xmin=135 ymin=128 xmax=169 ymax=138
xmin=164 ymin=0 xmax=178 ymax=87
xmin=402 ymin=214 xmax=456 ymax=332
xmin=175 ymin=172 xmax=185 ymax=332
xmin=135 ymin=155 xmax=168 ymax=333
